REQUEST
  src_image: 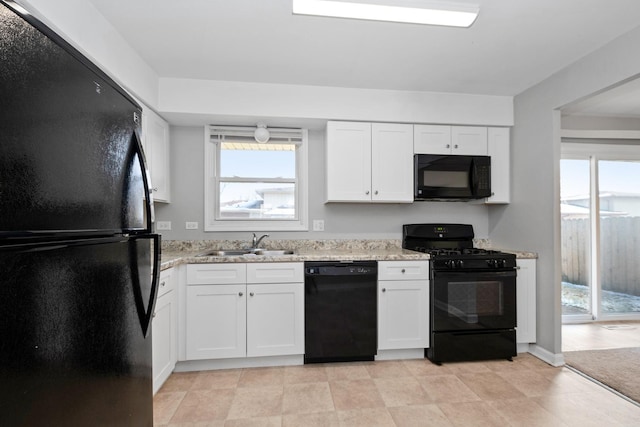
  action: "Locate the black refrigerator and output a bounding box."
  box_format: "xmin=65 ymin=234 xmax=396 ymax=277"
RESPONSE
xmin=0 ymin=1 xmax=160 ymax=425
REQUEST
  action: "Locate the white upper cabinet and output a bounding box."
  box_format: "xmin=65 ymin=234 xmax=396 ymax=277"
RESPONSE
xmin=413 ymin=125 xmax=452 ymax=154
xmin=326 ymin=121 xmax=413 ymax=203
xmin=485 ymin=127 xmax=510 ymax=204
xmin=451 ymin=126 xmax=488 ymax=155
xmin=142 ymin=108 xmax=171 ymax=203
xmin=326 ymin=121 xmax=372 ymax=202
xmin=414 ymin=125 xmax=487 ymax=156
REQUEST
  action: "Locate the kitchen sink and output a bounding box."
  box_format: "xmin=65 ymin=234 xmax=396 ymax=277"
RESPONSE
xmin=253 ymin=249 xmax=295 ymax=256
xmin=195 ymin=249 xmax=294 ymax=257
xmin=195 ymin=249 xmax=252 ymax=257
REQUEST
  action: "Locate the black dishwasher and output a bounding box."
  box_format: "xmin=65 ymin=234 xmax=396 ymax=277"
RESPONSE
xmin=304 ymin=261 xmax=377 ymax=363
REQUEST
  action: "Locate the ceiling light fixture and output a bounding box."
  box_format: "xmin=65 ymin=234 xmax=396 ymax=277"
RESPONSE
xmin=292 ymin=0 xmax=479 ymax=27
xmin=254 ymin=123 xmax=270 ymax=143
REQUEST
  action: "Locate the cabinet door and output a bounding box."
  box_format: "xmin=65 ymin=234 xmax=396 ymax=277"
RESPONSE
xmin=143 ymin=109 xmax=171 ymax=203
xmin=486 ymin=127 xmax=510 ymax=204
xmin=186 ymin=284 xmax=246 ymax=360
xmin=152 ymin=289 xmax=176 ymax=394
xmin=451 ymin=126 xmax=487 ymax=155
xmin=326 ymin=121 xmax=372 ymax=202
xmin=246 ymin=283 xmax=304 ymax=357
xmin=516 ymin=259 xmax=536 ymax=344
xmin=371 ymin=123 xmax=414 ymax=202
xmin=378 ymin=280 xmax=429 ymax=350
xmin=414 ymin=125 xmax=451 ymax=154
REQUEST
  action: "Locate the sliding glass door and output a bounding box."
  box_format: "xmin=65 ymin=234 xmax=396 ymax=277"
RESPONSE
xmin=598 ymin=161 xmax=640 ymax=316
xmin=561 ymin=145 xmax=640 ymax=322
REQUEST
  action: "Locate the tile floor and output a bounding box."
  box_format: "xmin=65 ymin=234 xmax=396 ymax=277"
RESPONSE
xmin=562 ymin=320 xmax=640 ymax=352
xmin=153 ymin=353 xmax=640 ymax=426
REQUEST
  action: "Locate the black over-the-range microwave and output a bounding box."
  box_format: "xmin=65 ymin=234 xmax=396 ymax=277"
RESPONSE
xmin=414 ymin=154 xmax=491 ymax=201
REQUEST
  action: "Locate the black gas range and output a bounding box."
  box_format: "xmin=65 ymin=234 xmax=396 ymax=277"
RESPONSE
xmin=402 ymin=224 xmax=518 ymax=364
xmin=403 ymin=223 xmax=516 ymax=271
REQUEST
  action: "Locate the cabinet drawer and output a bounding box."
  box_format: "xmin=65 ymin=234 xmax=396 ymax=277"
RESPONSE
xmin=157 ymin=267 xmax=175 ymax=298
xmin=187 ymin=264 xmax=247 ymax=285
xmin=247 ymin=262 xmax=304 ymax=284
xmin=378 ymin=261 xmax=428 ymax=281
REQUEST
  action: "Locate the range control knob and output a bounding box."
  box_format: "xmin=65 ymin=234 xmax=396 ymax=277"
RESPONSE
xmin=486 ymin=259 xmax=500 ymax=268
xmin=456 ymin=260 xmax=464 ymax=269
xmin=445 ymin=260 xmax=456 ymax=269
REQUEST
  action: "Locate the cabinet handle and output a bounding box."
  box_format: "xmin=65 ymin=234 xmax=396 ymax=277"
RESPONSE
xmin=152 ymin=312 xmax=156 ymax=318
xmin=250 ymin=292 xmax=254 ymax=297
xmin=374 ymin=190 xmax=378 ymax=195
xmin=160 ymin=281 xmax=166 ymax=287
xmin=382 ymin=288 xmax=386 ymax=292
xmin=365 ymin=190 xmax=370 ymax=195
xmin=239 ymin=292 xmax=244 ymax=296
xmin=446 ymin=144 xmax=450 ymax=148
xmin=401 ymin=269 xmax=406 ymax=273
xmin=454 ymin=144 xmax=458 ymax=149
xmin=152 ymin=187 xmax=158 ymax=192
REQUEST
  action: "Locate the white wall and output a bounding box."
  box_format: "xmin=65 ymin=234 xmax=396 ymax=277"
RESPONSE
xmin=158 ymin=78 xmax=513 ymax=128
xmin=17 ymin=0 xmax=159 ymax=108
xmin=155 ymin=126 xmax=491 ymax=242
xmin=489 ymin=26 xmax=640 ymax=358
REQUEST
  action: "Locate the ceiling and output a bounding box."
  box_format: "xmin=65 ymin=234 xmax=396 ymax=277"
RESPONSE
xmin=86 ymin=0 xmax=640 ymax=115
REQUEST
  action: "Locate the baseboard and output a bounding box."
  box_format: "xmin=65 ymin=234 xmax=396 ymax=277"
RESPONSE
xmin=174 ymin=355 xmax=304 ymax=372
xmin=527 ymin=344 xmax=565 ymax=367
xmin=375 ymin=348 xmax=425 ymax=361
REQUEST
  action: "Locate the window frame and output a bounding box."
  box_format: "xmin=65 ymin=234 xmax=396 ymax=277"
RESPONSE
xmin=561 ymin=141 xmax=640 ymax=323
xmin=204 ymin=126 xmax=309 ymax=232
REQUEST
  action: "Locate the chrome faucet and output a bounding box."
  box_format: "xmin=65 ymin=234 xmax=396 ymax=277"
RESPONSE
xmin=251 ymin=233 xmax=269 ymax=249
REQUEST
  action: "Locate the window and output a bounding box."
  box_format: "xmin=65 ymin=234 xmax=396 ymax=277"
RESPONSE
xmin=204 ymin=126 xmax=308 ymax=231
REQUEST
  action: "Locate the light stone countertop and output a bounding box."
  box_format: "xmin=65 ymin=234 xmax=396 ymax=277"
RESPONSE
xmin=160 ymin=248 xmax=430 ymax=270
xmin=159 ymin=239 xmax=537 ymax=270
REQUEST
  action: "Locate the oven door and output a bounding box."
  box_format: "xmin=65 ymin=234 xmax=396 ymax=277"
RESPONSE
xmin=431 ymin=269 xmax=516 ymax=332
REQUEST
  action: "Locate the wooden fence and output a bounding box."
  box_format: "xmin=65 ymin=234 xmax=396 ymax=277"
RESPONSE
xmin=561 ymin=216 xmax=640 ymax=297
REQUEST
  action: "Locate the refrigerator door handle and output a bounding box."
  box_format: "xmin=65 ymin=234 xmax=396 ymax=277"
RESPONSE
xmin=133 ymin=128 xmax=155 ymax=233
xmin=130 ymin=234 xmax=161 ymax=338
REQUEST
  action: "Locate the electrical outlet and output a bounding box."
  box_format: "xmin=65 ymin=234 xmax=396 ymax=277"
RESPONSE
xmin=313 ymin=219 xmax=325 ymax=231
xmin=185 ymin=221 xmax=198 ymax=230
xmin=156 ymin=221 xmax=171 ymax=231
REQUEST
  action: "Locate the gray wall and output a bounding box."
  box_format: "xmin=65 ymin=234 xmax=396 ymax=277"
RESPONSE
xmin=562 ymin=115 xmax=640 ymax=130
xmin=489 ymin=26 xmax=640 ymax=357
xmin=155 ymin=126 xmax=491 ymax=242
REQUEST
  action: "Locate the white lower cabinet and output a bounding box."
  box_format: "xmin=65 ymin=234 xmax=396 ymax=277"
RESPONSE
xmin=516 ymin=259 xmax=537 ymax=344
xmin=152 ymin=268 xmax=177 ymax=394
xmin=185 ymin=263 xmax=304 ymax=361
xmin=377 ymin=261 xmax=430 ymax=350
xmin=246 ymin=282 xmax=304 ymax=357
xmin=186 ymin=284 xmax=247 ymax=360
